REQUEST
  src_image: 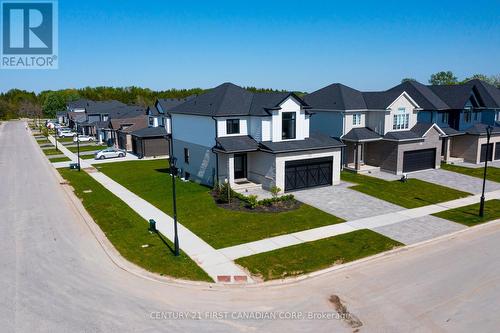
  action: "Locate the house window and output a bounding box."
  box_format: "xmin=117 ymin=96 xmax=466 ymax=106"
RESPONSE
xmin=282 ymin=112 xmax=296 ymax=139
xmin=474 ymin=111 xmax=479 ymax=121
xmin=441 ymin=112 xmax=449 ymax=124
xmin=184 ymin=148 xmax=189 ymax=164
xmin=102 ymin=115 xmax=109 ymax=121
xmin=352 ymin=113 xmax=361 ymax=126
xmin=149 ymin=117 xmax=155 ymax=127
xmin=464 ymin=109 xmax=472 ymax=123
xmin=226 ymin=119 xmax=240 ymax=134
xmin=392 ymin=108 xmax=409 ymax=130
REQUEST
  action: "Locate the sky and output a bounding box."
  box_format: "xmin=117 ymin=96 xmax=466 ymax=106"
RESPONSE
xmin=1 ymin=0 xmax=499 ymax=93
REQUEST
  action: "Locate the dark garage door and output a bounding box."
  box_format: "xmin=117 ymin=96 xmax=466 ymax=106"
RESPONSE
xmin=403 ymin=149 xmax=436 ymax=173
xmin=496 ymin=143 xmax=500 ymax=161
xmin=480 ymin=143 xmax=494 ymax=162
xmin=285 ymin=157 xmax=332 ymax=192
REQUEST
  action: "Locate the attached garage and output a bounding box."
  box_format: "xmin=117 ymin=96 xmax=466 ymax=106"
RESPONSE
xmin=130 ymin=127 xmax=169 ymax=158
xmin=480 ymin=143 xmax=494 ymax=162
xmin=284 ymin=157 xmax=333 ymax=191
xmin=403 ymin=148 xmax=436 ymax=173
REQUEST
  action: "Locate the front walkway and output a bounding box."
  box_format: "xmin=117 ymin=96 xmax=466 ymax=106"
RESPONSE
xmin=47 ymin=135 xmax=252 ymax=284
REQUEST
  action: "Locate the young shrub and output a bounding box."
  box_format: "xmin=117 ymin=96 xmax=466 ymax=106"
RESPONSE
xmin=270 ymin=185 xmax=281 ymax=198
xmin=246 ymin=195 xmax=258 ymax=209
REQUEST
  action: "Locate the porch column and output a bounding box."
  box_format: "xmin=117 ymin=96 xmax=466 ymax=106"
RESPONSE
xmin=443 ymin=137 xmax=451 ymax=162
xmin=354 ymin=144 xmax=360 ymax=170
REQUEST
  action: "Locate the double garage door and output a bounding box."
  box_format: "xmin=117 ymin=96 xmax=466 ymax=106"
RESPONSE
xmin=403 ymin=148 xmax=436 ymax=173
xmin=480 ymin=143 xmax=494 ymax=162
xmin=285 ymin=157 xmax=332 ymax=192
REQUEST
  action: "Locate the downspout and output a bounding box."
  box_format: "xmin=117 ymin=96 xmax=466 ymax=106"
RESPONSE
xmin=341 ymin=112 xmax=346 ymax=170
xmin=212 ymin=116 xmax=219 ymax=185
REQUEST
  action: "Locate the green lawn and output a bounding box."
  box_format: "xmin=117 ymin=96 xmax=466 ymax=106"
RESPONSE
xmin=441 ymin=163 xmax=500 ymax=183
xmin=68 ymin=145 xmax=106 ymax=153
xmin=58 ymin=168 xmax=212 ymax=282
xmin=48 ymin=156 xmax=71 ymax=163
xmin=57 ymin=137 xmax=77 ymax=143
xmin=97 ymin=159 xmax=345 ymax=249
xmin=341 ymin=171 xmax=471 ymax=208
xmin=433 ymin=199 xmax=500 ymax=227
xmin=236 ymin=229 xmax=402 ymax=281
xmin=43 ymin=148 xmax=64 ymax=156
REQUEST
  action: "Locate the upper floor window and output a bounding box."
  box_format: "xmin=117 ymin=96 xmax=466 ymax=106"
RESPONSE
xmin=393 ymin=108 xmax=409 ymax=130
xmin=352 ymin=113 xmax=361 ymax=126
xmin=226 ymin=119 xmax=240 ymax=134
xmin=464 ymin=109 xmax=472 ymax=123
xmin=441 ymin=112 xmax=449 ymax=124
xmin=149 ymin=117 xmax=155 ymax=127
xmin=282 ymin=112 xmax=296 ymax=140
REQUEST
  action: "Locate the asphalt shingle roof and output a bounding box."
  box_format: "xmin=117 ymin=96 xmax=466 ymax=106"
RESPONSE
xmin=342 ymin=127 xmax=382 ymax=142
xmin=169 ymin=83 xmax=307 ymax=117
xmin=130 ymin=126 xmax=167 ymax=138
xmin=465 ymin=123 xmax=500 ymax=135
xmin=214 ymin=135 xmax=260 ymax=153
xmin=303 ymin=83 xmax=367 ymax=110
xmin=259 ymin=133 xmax=344 ymax=153
xmin=156 ymin=96 xmax=196 ymax=114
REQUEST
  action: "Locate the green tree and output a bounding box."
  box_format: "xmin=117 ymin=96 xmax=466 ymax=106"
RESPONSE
xmin=429 ymin=71 xmax=458 ymax=85
xmin=42 ymin=92 xmax=65 ymax=118
xmin=401 ymin=78 xmax=417 ymax=83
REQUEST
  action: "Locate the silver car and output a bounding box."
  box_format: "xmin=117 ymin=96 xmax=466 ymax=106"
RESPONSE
xmin=95 ymin=147 xmax=126 ymax=160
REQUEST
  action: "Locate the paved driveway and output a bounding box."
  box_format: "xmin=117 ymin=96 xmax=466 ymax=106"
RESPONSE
xmin=293 ymin=182 xmax=403 ymax=220
xmin=408 ymin=169 xmax=500 ymax=194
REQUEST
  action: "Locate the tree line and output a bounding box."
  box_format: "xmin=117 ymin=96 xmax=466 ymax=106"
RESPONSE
xmin=1 ymin=73 xmax=498 ymax=120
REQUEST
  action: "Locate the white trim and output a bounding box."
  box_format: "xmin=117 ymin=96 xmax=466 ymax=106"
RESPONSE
xmin=386 ymin=91 xmax=420 ymax=110
xmin=422 ymin=123 xmax=446 ymax=137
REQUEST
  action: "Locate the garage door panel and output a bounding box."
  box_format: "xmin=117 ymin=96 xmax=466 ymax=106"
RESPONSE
xmin=403 ymin=149 xmax=436 ymax=173
xmin=285 ymin=157 xmax=333 ymax=192
xmin=496 ymin=143 xmax=500 ymax=161
xmin=480 ymin=143 xmax=494 ymax=162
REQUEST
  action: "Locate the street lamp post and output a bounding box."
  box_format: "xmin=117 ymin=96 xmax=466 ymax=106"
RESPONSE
xmin=169 ymin=137 xmax=179 ymax=256
xmin=76 ymin=123 xmax=81 ymax=172
xmin=479 ymin=125 xmax=493 ymax=217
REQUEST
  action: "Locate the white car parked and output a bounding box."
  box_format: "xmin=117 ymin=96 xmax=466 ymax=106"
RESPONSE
xmin=94 ymin=148 xmax=126 ymax=160
xmin=58 ymin=130 xmax=77 ymax=138
xmin=73 ymin=135 xmax=95 ymax=142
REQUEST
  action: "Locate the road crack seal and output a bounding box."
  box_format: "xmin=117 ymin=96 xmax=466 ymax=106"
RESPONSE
xmin=329 ymin=295 xmax=363 ymax=330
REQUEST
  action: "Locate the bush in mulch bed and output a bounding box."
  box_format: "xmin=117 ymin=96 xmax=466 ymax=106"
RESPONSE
xmin=212 ymin=182 xmax=300 ymax=213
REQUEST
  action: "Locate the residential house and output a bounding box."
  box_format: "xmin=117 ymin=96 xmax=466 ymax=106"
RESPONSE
xmin=113 ymin=116 xmax=149 ymax=151
xmin=167 ymin=83 xmax=344 ymax=192
xmin=305 ymin=83 xmax=446 ymax=174
xmin=415 ymin=79 xmax=500 ymax=163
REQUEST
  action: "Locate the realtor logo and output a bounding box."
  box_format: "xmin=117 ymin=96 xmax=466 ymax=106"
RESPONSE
xmin=1 ymin=0 xmax=58 ymax=69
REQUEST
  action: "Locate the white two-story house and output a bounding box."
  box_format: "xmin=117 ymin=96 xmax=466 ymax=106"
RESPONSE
xmin=305 ymin=83 xmax=446 ymax=175
xmin=167 ymin=83 xmax=344 ymax=192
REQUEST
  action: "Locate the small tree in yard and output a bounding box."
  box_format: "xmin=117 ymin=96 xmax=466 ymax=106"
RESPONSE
xmin=270 ymin=185 xmax=281 ymax=198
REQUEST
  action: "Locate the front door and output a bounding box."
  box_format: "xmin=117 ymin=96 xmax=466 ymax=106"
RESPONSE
xmin=234 ymin=154 xmax=247 ymax=179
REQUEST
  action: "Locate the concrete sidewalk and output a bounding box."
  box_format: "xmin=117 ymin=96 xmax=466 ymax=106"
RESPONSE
xmin=47 ymin=135 xmax=252 ymax=284
xmin=219 ymin=190 xmax=500 ymax=260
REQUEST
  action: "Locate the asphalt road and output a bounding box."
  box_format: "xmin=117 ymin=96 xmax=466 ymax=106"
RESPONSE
xmin=1 ymin=120 xmax=500 ymax=332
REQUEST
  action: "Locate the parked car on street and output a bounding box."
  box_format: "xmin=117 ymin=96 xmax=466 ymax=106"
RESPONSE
xmin=73 ymin=135 xmax=95 ymax=142
xmin=94 ymin=147 xmax=126 ymax=160
xmin=58 ymin=130 xmax=77 ymax=138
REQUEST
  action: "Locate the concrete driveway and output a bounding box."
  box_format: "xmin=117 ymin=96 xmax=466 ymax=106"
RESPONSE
xmin=293 ymin=182 xmax=403 ymax=220
xmin=408 ymin=168 xmax=500 ymax=194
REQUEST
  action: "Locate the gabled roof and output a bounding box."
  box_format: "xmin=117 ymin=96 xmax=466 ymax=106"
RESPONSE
xmin=67 ymin=98 xmax=93 ymax=109
xmin=387 ymin=81 xmax=449 ymax=110
xmin=341 ymin=127 xmax=381 ymax=142
xmin=383 ymin=122 xmax=444 ymax=141
xmin=110 ymin=115 xmax=148 ymax=131
xmin=169 ymin=82 xmax=308 ymax=117
xmin=428 ymin=84 xmax=476 ymax=110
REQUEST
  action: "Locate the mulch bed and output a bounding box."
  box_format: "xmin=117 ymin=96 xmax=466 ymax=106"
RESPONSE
xmin=211 ymin=192 xmax=301 ymax=213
